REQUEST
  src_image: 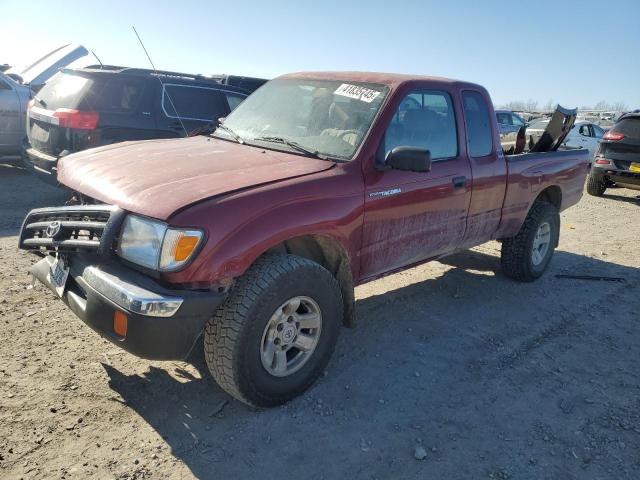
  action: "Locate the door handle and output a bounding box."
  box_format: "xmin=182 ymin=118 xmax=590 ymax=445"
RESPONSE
xmin=452 ymin=176 xmax=468 ymax=188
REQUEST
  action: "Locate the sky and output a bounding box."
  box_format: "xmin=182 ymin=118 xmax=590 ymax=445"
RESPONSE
xmin=1 ymin=0 xmax=638 ymax=108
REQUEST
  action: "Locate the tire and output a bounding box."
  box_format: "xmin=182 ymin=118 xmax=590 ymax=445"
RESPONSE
xmin=500 ymin=200 xmax=560 ymax=282
xmin=586 ymin=173 xmax=606 ymax=197
xmin=204 ymin=254 xmax=343 ymax=407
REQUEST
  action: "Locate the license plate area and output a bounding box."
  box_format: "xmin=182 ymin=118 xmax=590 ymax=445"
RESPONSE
xmin=31 ymin=121 xmax=50 ymax=144
xmin=47 ymin=254 xmax=69 ymax=297
xmin=629 ymin=162 xmax=640 ymax=173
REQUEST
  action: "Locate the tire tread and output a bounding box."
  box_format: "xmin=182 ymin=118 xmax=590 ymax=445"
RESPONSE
xmin=501 ymin=200 xmax=558 ymax=282
xmin=204 ymin=254 xmax=342 ymax=406
xmin=586 ymin=173 xmax=606 ymax=197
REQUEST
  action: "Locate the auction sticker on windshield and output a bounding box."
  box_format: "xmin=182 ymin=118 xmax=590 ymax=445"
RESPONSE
xmin=334 ymin=84 xmax=381 ymax=103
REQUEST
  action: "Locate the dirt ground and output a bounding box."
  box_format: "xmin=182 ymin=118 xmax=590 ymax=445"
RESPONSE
xmin=0 ymin=160 xmax=639 ymax=480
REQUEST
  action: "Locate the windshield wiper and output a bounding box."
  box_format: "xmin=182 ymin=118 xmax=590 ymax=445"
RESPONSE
xmin=215 ymin=124 xmax=244 ymax=144
xmin=254 ymin=136 xmax=330 ymax=160
xmin=188 ymin=123 xmax=216 ymax=137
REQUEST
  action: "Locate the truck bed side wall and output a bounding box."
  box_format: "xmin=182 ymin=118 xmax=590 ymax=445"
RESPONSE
xmin=494 ymin=150 xmax=588 ymax=239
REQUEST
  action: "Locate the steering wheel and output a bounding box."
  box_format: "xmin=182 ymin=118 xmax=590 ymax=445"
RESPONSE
xmin=336 ymin=129 xmax=361 ymax=143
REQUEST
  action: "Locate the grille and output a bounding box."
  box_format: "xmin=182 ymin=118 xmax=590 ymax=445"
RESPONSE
xmin=19 ymin=205 xmax=124 ymax=254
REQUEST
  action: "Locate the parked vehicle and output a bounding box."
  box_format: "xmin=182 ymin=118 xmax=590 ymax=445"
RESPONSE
xmin=0 ymin=73 xmax=30 ymax=156
xmin=495 ymin=109 xmax=528 ymax=135
xmin=527 ymin=119 xmax=604 ymax=158
xmin=587 ymin=112 xmax=640 ymax=196
xmin=23 ymin=66 xmax=266 ymax=183
xmin=19 ymin=72 xmax=589 ymax=407
xmin=0 ymin=44 xmax=88 ymax=157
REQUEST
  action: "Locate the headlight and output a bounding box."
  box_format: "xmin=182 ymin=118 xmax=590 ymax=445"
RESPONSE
xmin=117 ymin=215 xmax=203 ymax=271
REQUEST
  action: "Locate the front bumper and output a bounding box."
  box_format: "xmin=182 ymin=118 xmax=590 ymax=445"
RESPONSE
xmin=30 ymin=253 xmax=226 ymax=360
xmin=21 ymin=146 xmax=60 ymax=186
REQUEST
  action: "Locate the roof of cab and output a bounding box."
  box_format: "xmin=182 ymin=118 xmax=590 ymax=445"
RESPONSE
xmin=280 ymin=71 xmax=484 ymax=91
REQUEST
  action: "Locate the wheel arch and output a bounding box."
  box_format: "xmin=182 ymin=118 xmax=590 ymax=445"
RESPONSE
xmin=536 ymin=185 xmax=562 ymax=210
xmin=531 ymin=186 xmax=561 ymax=248
xmin=264 ymin=234 xmax=356 ymax=327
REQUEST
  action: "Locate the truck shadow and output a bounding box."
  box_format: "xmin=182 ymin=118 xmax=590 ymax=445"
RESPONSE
xmin=102 ymin=249 xmax=640 ymax=479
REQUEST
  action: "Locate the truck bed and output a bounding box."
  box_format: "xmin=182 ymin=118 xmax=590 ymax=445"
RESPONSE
xmin=495 ymin=149 xmax=590 ymax=239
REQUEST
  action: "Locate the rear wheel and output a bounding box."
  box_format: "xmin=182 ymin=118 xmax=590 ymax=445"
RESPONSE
xmin=501 ymin=201 xmax=560 ymax=282
xmin=586 ymin=173 xmax=607 ymax=196
xmin=204 ymin=254 xmax=343 ymax=407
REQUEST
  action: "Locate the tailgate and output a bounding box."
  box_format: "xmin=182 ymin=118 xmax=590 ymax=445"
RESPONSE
xmin=27 ymin=106 xmax=81 ymax=156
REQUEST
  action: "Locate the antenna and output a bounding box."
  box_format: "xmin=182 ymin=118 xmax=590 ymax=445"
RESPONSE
xmin=132 ymin=26 xmax=188 ymax=137
xmin=91 ymin=51 xmax=104 ymax=68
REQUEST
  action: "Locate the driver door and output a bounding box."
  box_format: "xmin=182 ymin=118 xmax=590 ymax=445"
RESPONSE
xmin=360 ymin=89 xmax=472 ymax=279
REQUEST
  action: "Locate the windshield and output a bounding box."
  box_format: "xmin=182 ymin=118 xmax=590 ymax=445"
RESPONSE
xmin=216 ymin=78 xmax=389 ymax=160
xmin=528 ymin=120 xmax=549 ymax=130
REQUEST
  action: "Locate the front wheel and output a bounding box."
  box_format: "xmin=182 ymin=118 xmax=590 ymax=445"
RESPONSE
xmin=204 ymin=254 xmax=343 ymax=407
xmin=500 ymin=201 xmax=560 ymax=282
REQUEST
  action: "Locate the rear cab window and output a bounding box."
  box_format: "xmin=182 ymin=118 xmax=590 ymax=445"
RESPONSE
xmin=462 ymin=90 xmax=493 ymax=157
xmin=162 ymin=84 xmax=227 ymax=121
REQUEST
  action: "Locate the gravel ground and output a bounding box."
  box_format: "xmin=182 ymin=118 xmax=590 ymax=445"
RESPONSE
xmin=0 ymin=160 xmax=639 ymax=480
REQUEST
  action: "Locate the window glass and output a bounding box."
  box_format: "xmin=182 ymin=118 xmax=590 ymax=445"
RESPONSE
xmin=529 ymin=120 xmax=549 ymax=130
xmin=592 ymin=124 xmax=605 ymax=138
xmin=218 ymin=78 xmax=388 ymax=160
xmin=383 ymin=90 xmax=458 ymax=160
xmin=225 ymin=93 xmax=245 ymax=111
xmin=0 ymin=78 xmax=10 ymax=90
xmin=462 ymin=91 xmax=493 ymax=157
xmin=511 ymin=114 xmax=526 ymax=127
xmin=163 ymin=85 xmax=225 ymax=121
xmin=37 ymin=71 xmax=145 ymax=113
xmin=579 ymin=124 xmax=591 ymax=137
xmin=496 ymin=112 xmax=511 ymax=125
xmin=613 ymin=117 xmax=640 ymax=138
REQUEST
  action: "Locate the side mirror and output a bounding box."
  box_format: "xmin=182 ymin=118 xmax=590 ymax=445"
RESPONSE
xmin=385 ymin=146 xmax=432 ymax=172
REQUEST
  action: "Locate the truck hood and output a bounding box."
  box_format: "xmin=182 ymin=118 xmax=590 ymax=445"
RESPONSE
xmin=57 ymin=136 xmax=335 ymax=220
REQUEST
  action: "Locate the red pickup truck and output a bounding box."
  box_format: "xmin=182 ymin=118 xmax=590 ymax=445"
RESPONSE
xmin=19 ymin=72 xmax=588 ymax=406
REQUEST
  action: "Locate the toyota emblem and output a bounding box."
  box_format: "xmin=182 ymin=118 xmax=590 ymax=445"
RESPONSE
xmin=45 ymin=221 xmax=61 ymax=238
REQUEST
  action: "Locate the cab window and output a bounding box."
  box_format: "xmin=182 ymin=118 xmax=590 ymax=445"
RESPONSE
xmin=511 ymin=114 xmax=526 ymax=127
xmin=383 ymin=90 xmax=458 ymax=161
xmin=592 ymin=124 xmax=605 ymax=138
xmin=462 ymin=91 xmax=493 ymax=157
xmin=496 ymin=112 xmax=511 ymax=125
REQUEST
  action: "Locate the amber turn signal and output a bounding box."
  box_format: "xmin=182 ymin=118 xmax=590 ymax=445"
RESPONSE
xmin=174 ymin=235 xmax=200 ymax=261
xmin=113 ymin=310 xmax=128 ymax=337
xmin=159 ymin=229 xmax=203 ymax=270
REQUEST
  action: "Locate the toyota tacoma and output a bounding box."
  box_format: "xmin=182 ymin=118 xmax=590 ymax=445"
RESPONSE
xmin=19 ymin=72 xmax=589 ymax=406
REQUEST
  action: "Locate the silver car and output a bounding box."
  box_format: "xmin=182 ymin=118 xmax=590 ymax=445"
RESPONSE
xmin=0 ymin=44 xmax=87 ymax=157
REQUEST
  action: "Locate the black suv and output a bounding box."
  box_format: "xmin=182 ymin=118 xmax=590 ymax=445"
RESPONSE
xmin=23 ymin=66 xmax=266 ymax=183
xmin=588 ymin=112 xmax=640 ymax=196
